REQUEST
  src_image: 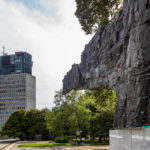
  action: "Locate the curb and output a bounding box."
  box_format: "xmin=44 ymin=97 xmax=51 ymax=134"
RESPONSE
xmin=3 ymin=141 xmax=20 ymax=150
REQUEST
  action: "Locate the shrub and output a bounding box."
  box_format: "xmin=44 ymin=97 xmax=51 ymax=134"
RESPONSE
xmin=55 ymin=136 xmax=68 ymax=143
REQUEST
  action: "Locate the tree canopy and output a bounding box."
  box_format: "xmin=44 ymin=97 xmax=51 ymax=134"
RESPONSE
xmin=2 ymin=89 xmax=116 ymax=141
xmin=46 ymin=89 xmax=116 ymax=141
xmin=75 ymin=0 xmax=121 ymax=34
xmin=2 ymin=109 xmax=49 ymax=140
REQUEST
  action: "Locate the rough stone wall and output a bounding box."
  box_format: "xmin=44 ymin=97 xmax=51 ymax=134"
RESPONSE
xmin=63 ymin=0 xmax=150 ymax=128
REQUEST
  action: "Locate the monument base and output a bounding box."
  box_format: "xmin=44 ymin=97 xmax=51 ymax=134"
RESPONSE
xmin=110 ymin=128 xmax=150 ymax=150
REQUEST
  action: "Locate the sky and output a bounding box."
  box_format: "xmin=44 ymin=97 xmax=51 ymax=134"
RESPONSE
xmin=0 ymin=0 xmax=92 ymax=109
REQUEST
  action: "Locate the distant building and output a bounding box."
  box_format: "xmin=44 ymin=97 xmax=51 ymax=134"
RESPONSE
xmin=0 ymin=52 xmax=36 ymax=129
xmin=0 ymin=52 xmax=32 ymax=75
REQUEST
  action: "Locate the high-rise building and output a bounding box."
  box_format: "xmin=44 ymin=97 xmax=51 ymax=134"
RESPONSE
xmin=0 ymin=52 xmax=32 ymax=75
xmin=0 ymin=52 xmax=36 ymax=129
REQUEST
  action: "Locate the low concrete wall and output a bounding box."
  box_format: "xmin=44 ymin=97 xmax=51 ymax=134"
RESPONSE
xmin=110 ymin=128 xmax=150 ymax=150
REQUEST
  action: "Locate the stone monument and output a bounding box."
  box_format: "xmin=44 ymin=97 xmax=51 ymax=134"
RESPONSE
xmin=63 ymin=0 xmax=150 ymax=149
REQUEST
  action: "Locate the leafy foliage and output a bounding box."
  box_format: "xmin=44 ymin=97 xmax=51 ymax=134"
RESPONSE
xmin=46 ymin=89 xmax=116 ymax=141
xmin=2 ymin=109 xmax=49 ymax=140
xmin=80 ymin=89 xmax=116 ymax=141
xmin=55 ymin=136 xmax=68 ymax=143
xmin=2 ymin=89 xmax=116 ymax=142
xmin=2 ymin=110 xmax=26 ymax=140
xmin=75 ymin=0 xmax=121 ymax=34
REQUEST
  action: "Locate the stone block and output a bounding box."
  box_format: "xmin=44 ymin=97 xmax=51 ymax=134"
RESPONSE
xmin=110 ymin=128 xmax=150 ymax=150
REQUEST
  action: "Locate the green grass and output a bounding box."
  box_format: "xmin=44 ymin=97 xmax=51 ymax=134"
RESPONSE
xmin=18 ymin=139 xmax=109 ymax=148
xmin=18 ymin=143 xmax=72 ymax=148
xmin=71 ymin=139 xmax=109 ymax=146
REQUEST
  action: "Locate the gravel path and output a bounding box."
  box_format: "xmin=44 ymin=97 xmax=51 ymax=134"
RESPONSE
xmin=0 ymin=139 xmax=19 ymax=150
xmin=6 ymin=145 xmax=109 ymax=150
xmin=5 ymin=141 xmax=109 ymax=150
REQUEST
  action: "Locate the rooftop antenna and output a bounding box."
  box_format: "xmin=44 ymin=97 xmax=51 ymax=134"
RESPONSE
xmin=2 ymin=46 xmax=5 ymax=56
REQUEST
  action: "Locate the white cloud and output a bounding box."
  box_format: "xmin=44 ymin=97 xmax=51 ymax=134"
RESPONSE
xmin=0 ymin=0 xmax=92 ymax=109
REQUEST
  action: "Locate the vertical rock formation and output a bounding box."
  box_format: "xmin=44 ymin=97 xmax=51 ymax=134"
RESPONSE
xmin=63 ymin=0 xmax=150 ymax=128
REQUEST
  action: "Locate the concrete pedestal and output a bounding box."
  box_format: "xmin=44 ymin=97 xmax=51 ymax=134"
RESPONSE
xmin=110 ymin=128 xmax=150 ymax=150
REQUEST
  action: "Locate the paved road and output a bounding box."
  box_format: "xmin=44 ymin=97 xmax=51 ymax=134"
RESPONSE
xmin=0 ymin=139 xmax=19 ymax=150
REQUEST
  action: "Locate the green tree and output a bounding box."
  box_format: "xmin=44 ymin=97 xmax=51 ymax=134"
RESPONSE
xmin=75 ymin=0 xmax=121 ymax=34
xmin=24 ymin=109 xmax=49 ymax=140
xmin=85 ymin=89 xmax=116 ymax=141
xmin=2 ymin=109 xmax=50 ymax=140
xmin=45 ymin=110 xmax=56 ymax=139
xmin=50 ymin=89 xmax=116 ymax=141
xmin=2 ymin=110 xmax=26 ymax=140
xmin=47 ymin=90 xmax=90 ymax=140
xmin=45 ymin=90 xmax=77 ymax=138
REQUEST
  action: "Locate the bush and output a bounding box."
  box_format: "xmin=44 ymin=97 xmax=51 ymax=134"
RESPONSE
xmin=55 ymin=136 xmax=68 ymax=143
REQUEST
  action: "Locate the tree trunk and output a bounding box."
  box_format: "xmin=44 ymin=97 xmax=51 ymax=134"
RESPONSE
xmin=99 ymin=136 xmax=102 ymax=142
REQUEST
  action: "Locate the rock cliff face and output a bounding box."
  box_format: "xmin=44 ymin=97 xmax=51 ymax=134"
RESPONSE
xmin=63 ymin=0 xmax=150 ymax=128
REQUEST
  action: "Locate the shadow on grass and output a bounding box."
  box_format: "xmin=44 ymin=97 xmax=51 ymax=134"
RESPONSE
xmin=71 ymin=139 xmax=109 ymax=146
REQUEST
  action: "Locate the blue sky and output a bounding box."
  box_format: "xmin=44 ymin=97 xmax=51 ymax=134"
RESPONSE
xmin=6 ymin=0 xmax=54 ymax=15
xmin=7 ymin=0 xmax=42 ymax=9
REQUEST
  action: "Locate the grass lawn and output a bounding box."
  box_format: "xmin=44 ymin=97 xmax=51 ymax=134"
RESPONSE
xmin=71 ymin=139 xmax=109 ymax=146
xmin=18 ymin=143 xmax=72 ymax=148
xmin=18 ymin=140 xmax=109 ymax=148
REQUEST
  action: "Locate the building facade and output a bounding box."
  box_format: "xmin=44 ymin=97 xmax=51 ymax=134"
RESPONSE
xmin=0 ymin=52 xmax=36 ymax=129
xmin=0 ymin=52 xmax=32 ymax=75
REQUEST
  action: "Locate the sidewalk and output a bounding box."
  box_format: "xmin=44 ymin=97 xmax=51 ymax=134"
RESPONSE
xmin=0 ymin=139 xmax=19 ymax=150
xmin=4 ymin=141 xmax=109 ymax=150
